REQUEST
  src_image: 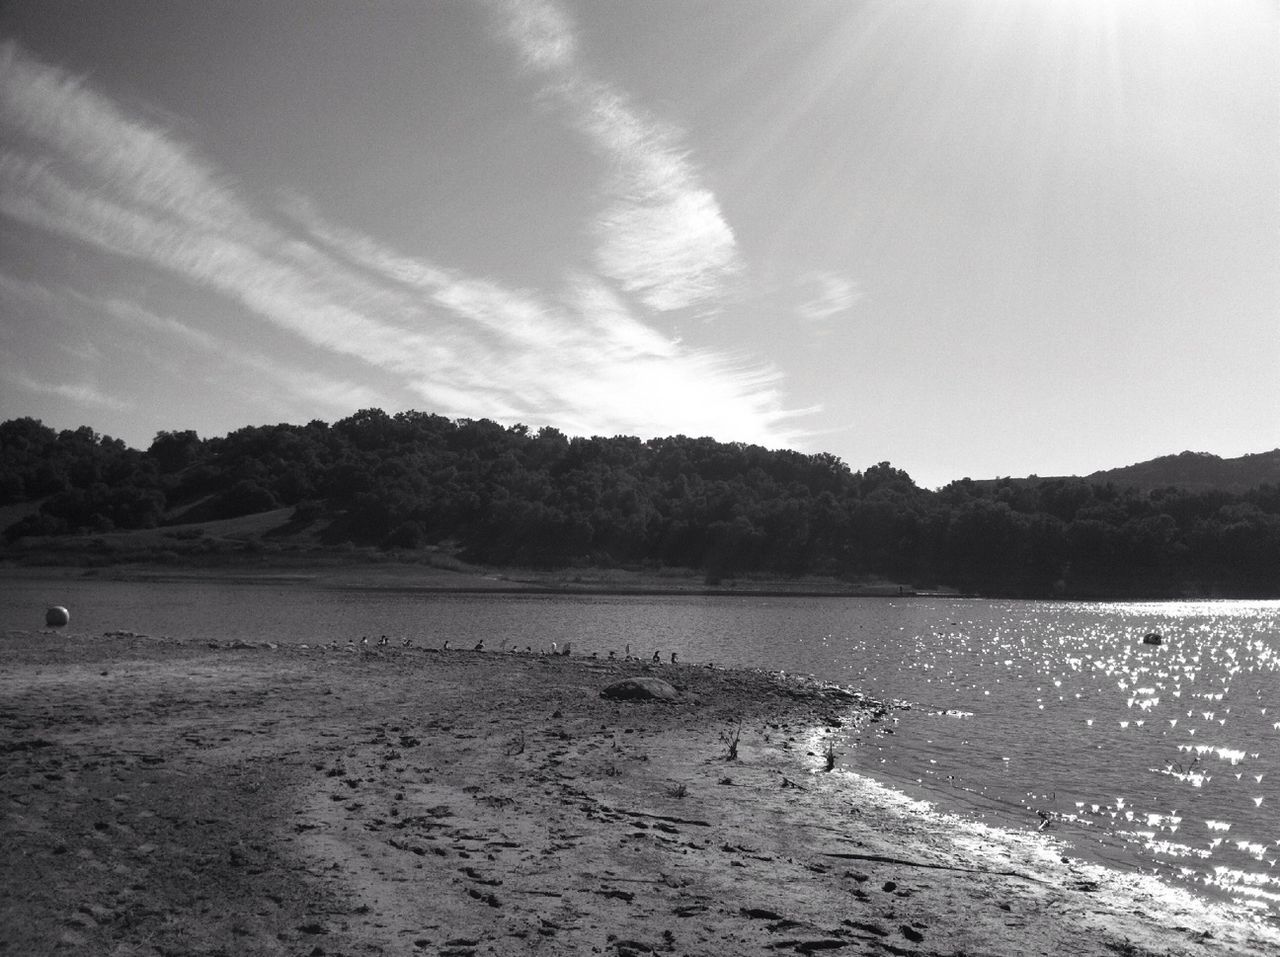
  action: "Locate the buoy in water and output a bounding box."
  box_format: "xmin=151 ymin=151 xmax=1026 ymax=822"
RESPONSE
xmin=1142 ymin=631 xmax=1163 ymax=646
xmin=45 ymin=606 xmax=70 ymax=627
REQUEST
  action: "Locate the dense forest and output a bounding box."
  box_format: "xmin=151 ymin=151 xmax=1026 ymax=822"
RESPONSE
xmin=2 ymin=412 xmax=1278 ymax=597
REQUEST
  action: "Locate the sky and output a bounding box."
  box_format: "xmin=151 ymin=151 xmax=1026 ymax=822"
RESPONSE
xmin=1 ymin=0 xmax=1276 ymax=489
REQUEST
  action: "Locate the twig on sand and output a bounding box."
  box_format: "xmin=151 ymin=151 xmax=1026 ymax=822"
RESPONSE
xmin=720 ymin=721 xmax=743 ymax=761
xmin=821 ymin=851 xmax=1048 ymax=883
xmin=620 ymin=809 xmax=712 ymax=827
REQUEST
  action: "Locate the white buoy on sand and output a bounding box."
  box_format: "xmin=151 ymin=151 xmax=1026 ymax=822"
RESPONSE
xmin=45 ymin=606 xmax=70 ymax=627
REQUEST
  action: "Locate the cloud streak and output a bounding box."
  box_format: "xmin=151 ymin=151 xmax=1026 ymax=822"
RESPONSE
xmin=492 ymin=0 xmax=743 ymax=313
xmin=2 ymin=369 xmax=134 ymax=412
xmin=796 ymin=271 xmax=862 ymax=323
xmin=0 ymin=270 xmax=390 ymax=423
xmin=0 ymin=39 xmax=798 ymax=446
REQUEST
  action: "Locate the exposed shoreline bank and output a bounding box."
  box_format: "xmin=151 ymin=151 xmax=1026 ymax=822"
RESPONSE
xmin=0 ymin=559 xmax=957 ymax=600
xmin=3 ymin=630 xmax=1275 ymax=956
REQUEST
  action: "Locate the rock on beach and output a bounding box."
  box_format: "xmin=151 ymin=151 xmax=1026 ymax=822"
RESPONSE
xmin=600 ymin=676 xmax=679 ymax=701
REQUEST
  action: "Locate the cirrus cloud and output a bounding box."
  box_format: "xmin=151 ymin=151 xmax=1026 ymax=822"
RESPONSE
xmin=796 ymin=270 xmax=863 ymax=323
xmin=489 ymin=0 xmax=743 ymax=313
xmin=0 ymin=38 xmax=801 ymax=447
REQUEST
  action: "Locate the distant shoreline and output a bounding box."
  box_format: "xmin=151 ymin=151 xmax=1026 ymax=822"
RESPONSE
xmin=0 ymin=558 xmax=962 ymax=599
xmin=8 ymin=559 xmax=1273 ymax=601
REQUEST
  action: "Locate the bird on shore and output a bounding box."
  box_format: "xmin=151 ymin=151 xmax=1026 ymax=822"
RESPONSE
xmin=401 ymin=637 xmax=413 ymax=648
xmin=474 ymin=639 xmax=485 ymax=652
xmin=360 ymin=636 xmax=369 ymax=647
xmin=443 ymin=639 xmax=451 ymax=651
xmin=652 ymin=650 xmax=661 ymax=663
xmin=671 ymin=652 xmax=679 ymax=664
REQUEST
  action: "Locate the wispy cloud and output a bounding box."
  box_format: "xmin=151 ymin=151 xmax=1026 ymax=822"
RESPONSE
xmin=796 ymin=271 xmax=862 ymax=323
xmin=100 ymin=298 xmax=390 ymax=416
xmin=0 ymin=39 xmax=799 ymax=445
xmin=491 ymin=0 xmax=742 ymax=313
xmin=2 ymin=368 xmax=134 ymax=412
xmin=493 ymin=0 xmax=577 ymax=71
xmin=0 ymin=270 xmax=390 ymax=421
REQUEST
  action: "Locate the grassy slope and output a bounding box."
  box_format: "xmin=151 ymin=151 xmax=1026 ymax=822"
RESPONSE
xmin=0 ymin=506 xmax=920 ymax=596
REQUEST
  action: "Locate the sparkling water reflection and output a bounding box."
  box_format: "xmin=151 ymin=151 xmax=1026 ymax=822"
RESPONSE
xmin=836 ymin=599 xmax=1280 ymax=916
xmin=3 ymin=579 xmax=1277 ymax=916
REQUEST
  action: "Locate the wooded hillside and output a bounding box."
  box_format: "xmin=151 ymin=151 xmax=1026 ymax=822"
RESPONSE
xmin=2 ymin=412 xmax=1278 ymax=597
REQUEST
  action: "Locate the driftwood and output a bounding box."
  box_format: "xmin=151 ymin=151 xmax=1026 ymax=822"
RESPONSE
xmin=821 ymin=851 xmax=1048 ymax=883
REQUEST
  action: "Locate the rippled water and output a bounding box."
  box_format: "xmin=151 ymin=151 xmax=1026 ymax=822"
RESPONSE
xmin=4 ymin=577 xmax=1278 ymax=917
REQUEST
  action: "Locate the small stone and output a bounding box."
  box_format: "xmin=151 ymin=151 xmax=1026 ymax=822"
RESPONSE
xmin=614 ymin=940 xmax=656 ymax=956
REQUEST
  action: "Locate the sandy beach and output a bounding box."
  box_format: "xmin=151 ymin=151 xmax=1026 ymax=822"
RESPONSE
xmin=2 ymin=629 xmax=1277 ymax=957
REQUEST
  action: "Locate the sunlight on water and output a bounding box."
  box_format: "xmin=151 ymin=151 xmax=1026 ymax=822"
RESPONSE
xmin=798 ymin=741 xmax=1278 ymax=948
xmin=835 ymin=599 xmax=1280 ymax=918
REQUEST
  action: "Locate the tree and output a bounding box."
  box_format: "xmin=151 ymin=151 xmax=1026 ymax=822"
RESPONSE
xmin=148 ymin=430 xmax=203 ymax=473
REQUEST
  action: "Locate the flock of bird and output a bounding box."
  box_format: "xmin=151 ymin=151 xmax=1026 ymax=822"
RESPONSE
xmin=339 ymin=634 xmax=680 ymax=664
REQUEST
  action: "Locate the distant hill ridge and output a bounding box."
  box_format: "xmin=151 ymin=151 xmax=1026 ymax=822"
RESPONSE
xmin=1086 ymin=449 xmax=1280 ymax=494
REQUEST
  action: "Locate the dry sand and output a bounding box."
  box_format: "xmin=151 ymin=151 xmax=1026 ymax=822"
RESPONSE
xmin=2 ymin=630 xmax=1277 ymax=957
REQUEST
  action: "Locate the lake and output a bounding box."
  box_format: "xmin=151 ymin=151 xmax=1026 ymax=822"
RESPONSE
xmin=4 ymin=574 xmax=1278 ymax=920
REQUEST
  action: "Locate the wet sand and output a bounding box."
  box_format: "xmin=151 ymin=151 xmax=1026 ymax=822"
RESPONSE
xmin=2 ymin=630 xmax=1276 ymax=956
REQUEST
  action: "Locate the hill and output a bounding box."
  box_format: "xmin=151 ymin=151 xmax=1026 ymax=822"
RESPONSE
xmin=1087 ymin=449 xmax=1280 ymax=494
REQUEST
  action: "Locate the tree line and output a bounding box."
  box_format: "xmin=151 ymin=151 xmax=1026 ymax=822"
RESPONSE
xmin=2 ymin=412 xmax=1278 ymax=597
